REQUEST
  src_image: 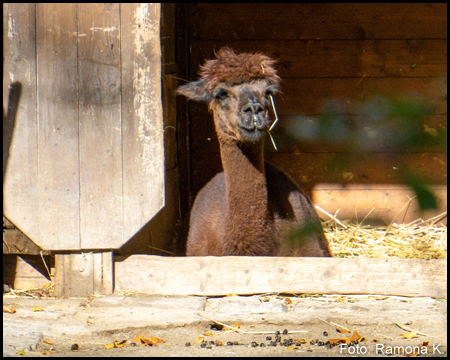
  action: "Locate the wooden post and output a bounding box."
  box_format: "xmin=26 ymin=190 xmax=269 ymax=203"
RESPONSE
xmin=55 ymin=251 xmax=113 ymax=297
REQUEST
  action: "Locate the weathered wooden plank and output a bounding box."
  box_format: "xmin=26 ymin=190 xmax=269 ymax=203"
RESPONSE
xmin=54 ymin=254 xmax=71 ymax=298
xmin=191 ymin=152 xmax=447 ymax=193
xmin=188 ymin=75 xmax=447 ymax=156
xmin=191 ymin=39 xmax=448 ymax=78
xmin=186 ymin=77 xmax=447 ymax=118
xmin=3 ymin=4 xmax=39 ymax=243
xmin=121 ymin=3 xmax=165 ymax=241
xmin=161 ymin=3 xmax=177 ymax=74
xmin=36 ymin=4 xmax=80 ymax=249
xmin=78 ymin=4 xmax=123 ymax=249
xmin=191 ymin=114 xmax=448 ymax=155
xmin=310 ymin=187 xmax=447 ymax=225
xmin=2 ymin=228 xmax=51 ymax=256
xmin=278 ymin=77 xmax=447 ymax=115
xmin=189 ymin=4 xmax=447 ymax=40
xmin=3 ymin=255 xmax=51 ymax=290
xmin=55 ymin=251 xmax=113 ymax=297
xmin=266 ymin=153 xmax=448 ymax=189
xmin=101 ymin=251 xmax=114 ymax=295
xmin=115 ymin=256 xmax=447 ymax=298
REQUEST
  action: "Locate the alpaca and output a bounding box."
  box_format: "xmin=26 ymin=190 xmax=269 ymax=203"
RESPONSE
xmin=178 ymin=48 xmax=331 ymax=257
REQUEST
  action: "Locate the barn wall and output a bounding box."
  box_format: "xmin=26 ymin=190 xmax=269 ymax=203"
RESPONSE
xmin=184 ymin=3 xmax=447 ymax=224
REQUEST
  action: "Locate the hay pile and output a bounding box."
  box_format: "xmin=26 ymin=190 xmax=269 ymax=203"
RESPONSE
xmin=318 ymin=208 xmax=447 ymax=259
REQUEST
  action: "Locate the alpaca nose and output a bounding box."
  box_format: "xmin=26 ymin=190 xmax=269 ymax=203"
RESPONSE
xmin=242 ymin=103 xmax=264 ymax=115
xmin=241 ymin=103 xmax=267 ymax=130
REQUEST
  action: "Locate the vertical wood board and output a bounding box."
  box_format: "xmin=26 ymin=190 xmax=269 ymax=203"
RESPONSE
xmin=36 ymin=3 xmax=80 ymax=249
xmin=78 ymin=4 xmax=123 ymax=248
xmin=3 ymin=4 xmax=39 ymax=244
xmin=121 ymin=3 xmax=165 ymax=241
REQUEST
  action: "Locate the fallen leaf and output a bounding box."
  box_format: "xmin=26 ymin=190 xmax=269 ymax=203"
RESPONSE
xmin=105 ymin=343 xmax=115 ymax=349
xmin=293 ymin=339 xmax=308 ymax=344
xmin=285 ymin=298 xmax=293 ymax=304
xmin=329 ymin=337 xmax=349 ymax=345
xmin=3 ymin=305 xmax=16 ymax=313
xmin=233 ymin=322 xmax=240 ymax=329
xmin=226 ymin=293 xmax=238 ymax=297
xmin=113 ymin=340 xmax=128 ymax=348
xmin=287 ymin=346 xmax=300 ymax=349
xmin=215 ymin=340 xmax=224 ymax=346
xmin=336 ymin=328 xmax=350 ymax=334
xmin=140 ymin=338 xmax=158 ymax=346
xmin=405 ymin=348 xmax=421 ymax=357
xmin=350 ymin=330 xmax=362 ymax=343
xmin=149 ymin=336 xmax=165 ymax=343
xmin=401 ymin=331 xmax=418 ymax=339
xmin=32 ymin=307 xmax=44 ymax=312
xmin=17 ymin=350 xmax=27 ymax=356
xmin=195 ymin=336 xmax=204 ymax=344
xmin=203 ymin=332 xmax=213 ymax=337
xmin=43 ymin=340 xmax=54 ymax=345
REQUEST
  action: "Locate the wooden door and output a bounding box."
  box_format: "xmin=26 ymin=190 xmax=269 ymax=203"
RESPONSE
xmin=3 ymin=3 xmax=164 ymax=250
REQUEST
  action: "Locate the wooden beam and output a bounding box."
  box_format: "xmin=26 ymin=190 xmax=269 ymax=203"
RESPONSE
xmin=115 ymin=256 xmax=447 ymax=298
xmin=55 ymin=251 xmax=113 ymax=297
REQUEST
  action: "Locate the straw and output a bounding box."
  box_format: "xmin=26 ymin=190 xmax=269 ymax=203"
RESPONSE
xmin=322 ymin=209 xmax=447 ymax=259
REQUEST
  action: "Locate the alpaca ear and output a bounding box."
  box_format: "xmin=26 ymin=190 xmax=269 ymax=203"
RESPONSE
xmin=177 ymin=80 xmax=212 ymax=103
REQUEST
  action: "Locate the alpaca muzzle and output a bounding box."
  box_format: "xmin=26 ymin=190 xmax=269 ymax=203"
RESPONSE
xmin=240 ymin=103 xmax=269 ymax=132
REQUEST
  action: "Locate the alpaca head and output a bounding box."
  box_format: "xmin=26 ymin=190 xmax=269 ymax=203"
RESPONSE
xmin=177 ymin=48 xmax=280 ymax=143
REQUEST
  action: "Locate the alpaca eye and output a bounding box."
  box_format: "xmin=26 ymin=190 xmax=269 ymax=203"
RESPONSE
xmin=215 ymin=89 xmax=228 ymax=100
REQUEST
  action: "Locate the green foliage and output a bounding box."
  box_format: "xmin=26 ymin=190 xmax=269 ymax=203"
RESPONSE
xmin=404 ymin=172 xmax=438 ymax=211
xmin=286 ymin=220 xmax=323 ymax=245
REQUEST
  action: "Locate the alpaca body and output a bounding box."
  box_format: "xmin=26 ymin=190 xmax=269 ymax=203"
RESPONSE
xmin=187 ymin=160 xmax=330 ymax=257
xmin=178 ymin=48 xmax=331 ymax=257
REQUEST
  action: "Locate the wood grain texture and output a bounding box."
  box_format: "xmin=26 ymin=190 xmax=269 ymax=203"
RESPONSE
xmin=310 ymin=187 xmax=447 ymax=224
xmin=78 ymin=4 xmax=123 ymax=248
xmin=2 ymin=228 xmax=50 ymax=255
xmin=191 ymin=114 xmax=447 ymax=155
xmin=115 ymin=255 xmax=447 ymax=298
xmin=3 ymin=255 xmax=51 ymax=290
xmin=3 ymin=4 xmax=39 ymax=244
xmin=191 ymin=152 xmax=447 ymax=192
xmin=190 ymin=39 xmax=448 ymax=79
xmin=189 ymin=3 xmax=447 ymax=40
xmin=121 ymin=3 xmax=165 ymax=241
xmin=55 ymin=251 xmax=113 ymax=297
xmin=36 ymin=3 xmax=80 ymax=249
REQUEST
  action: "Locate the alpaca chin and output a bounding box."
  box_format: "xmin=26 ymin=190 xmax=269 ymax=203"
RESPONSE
xmin=237 ymin=127 xmax=266 ymax=143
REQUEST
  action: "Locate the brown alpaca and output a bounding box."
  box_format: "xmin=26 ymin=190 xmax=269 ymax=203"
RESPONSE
xmin=178 ymin=48 xmax=331 ymax=257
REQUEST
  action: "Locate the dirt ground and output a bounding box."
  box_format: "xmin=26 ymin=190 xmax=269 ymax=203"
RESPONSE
xmin=30 ymin=314 xmax=447 ymax=357
xmin=4 ymin=294 xmax=447 ymax=357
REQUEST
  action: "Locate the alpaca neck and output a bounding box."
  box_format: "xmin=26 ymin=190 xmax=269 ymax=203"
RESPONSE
xmin=219 ymin=139 xmax=275 ymax=255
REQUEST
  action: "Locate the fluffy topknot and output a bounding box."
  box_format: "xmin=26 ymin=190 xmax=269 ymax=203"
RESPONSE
xmin=199 ymin=48 xmax=280 ymax=92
